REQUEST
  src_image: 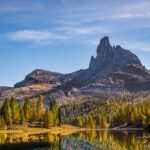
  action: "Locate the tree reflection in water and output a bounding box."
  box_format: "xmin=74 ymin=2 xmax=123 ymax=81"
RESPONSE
xmin=62 ymin=130 xmax=150 ymax=150
xmin=0 ymin=130 xmax=149 ymax=150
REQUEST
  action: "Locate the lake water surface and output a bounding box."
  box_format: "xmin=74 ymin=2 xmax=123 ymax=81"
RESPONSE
xmin=0 ymin=130 xmax=149 ymax=150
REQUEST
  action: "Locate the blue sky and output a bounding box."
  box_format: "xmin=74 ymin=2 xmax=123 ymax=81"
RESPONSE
xmin=0 ymin=0 xmax=150 ymax=86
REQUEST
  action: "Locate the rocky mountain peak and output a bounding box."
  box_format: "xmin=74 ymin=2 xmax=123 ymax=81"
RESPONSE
xmin=90 ymin=36 xmax=142 ymax=70
xmin=96 ymin=36 xmax=112 ymax=59
xmin=99 ymin=36 xmax=110 ymax=47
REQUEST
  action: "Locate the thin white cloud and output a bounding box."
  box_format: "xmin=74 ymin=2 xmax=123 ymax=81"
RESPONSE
xmin=109 ymin=1 xmax=150 ymax=19
xmin=6 ymin=26 xmax=109 ymax=44
xmin=57 ymin=1 xmax=150 ymax=22
xmin=113 ymin=13 xmax=150 ymax=19
xmin=70 ymin=26 xmax=109 ymax=35
xmin=55 ymin=25 xmax=109 ymax=36
xmin=2 ymin=0 xmax=150 ymax=52
xmin=7 ymin=30 xmax=68 ymax=42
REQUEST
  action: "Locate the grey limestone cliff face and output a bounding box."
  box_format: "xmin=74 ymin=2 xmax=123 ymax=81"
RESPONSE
xmin=63 ymin=36 xmax=150 ymax=93
xmin=89 ymin=36 xmax=142 ymax=71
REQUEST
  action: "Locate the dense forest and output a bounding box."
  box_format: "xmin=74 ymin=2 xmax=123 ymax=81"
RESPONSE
xmin=0 ymin=96 xmax=61 ymax=129
xmin=0 ymin=95 xmax=150 ymax=130
xmin=62 ymin=96 xmax=150 ymax=129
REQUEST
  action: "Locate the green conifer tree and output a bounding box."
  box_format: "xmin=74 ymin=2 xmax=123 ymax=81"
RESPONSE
xmin=50 ymin=100 xmax=59 ymax=126
xmin=20 ymin=107 xmax=25 ymax=125
xmin=44 ymin=109 xmax=54 ymax=128
xmin=0 ymin=116 xmax=7 ymax=129
xmin=76 ymin=117 xmax=82 ymax=127
xmin=10 ymin=97 xmax=20 ymax=124
xmin=88 ymin=115 xmax=95 ymax=129
xmin=31 ymin=99 xmax=36 ymax=121
xmin=23 ymin=97 xmax=31 ymax=122
xmin=2 ymin=98 xmax=12 ymax=125
xmin=36 ymin=95 xmax=44 ymax=121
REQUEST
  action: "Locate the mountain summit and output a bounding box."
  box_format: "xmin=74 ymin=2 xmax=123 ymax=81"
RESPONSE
xmin=0 ymin=36 xmax=150 ymax=100
xmin=90 ymin=36 xmax=142 ymax=71
xmin=64 ymin=36 xmax=150 ymax=93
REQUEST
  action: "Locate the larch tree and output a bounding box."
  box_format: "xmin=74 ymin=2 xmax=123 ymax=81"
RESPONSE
xmin=31 ymin=99 xmax=36 ymax=121
xmin=0 ymin=116 xmax=7 ymax=129
xmin=23 ymin=97 xmax=31 ymax=122
xmin=2 ymin=98 xmax=12 ymax=125
xmin=76 ymin=117 xmax=82 ymax=127
xmin=44 ymin=109 xmax=54 ymax=128
xmin=36 ymin=95 xmax=44 ymax=121
xmin=88 ymin=115 xmax=95 ymax=129
xmin=20 ymin=106 xmax=25 ymax=125
xmin=100 ymin=116 xmax=109 ymax=128
xmin=10 ymin=97 xmax=20 ymax=124
xmin=58 ymin=107 xmax=62 ymax=127
xmin=50 ymin=100 xmax=59 ymax=126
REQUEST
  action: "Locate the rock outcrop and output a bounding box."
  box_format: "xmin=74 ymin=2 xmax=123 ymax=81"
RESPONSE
xmin=89 ymin=36 xmax=142 ymax=71
xmin=61 ymin=36 xmax=150 ymax=93
xmin=14 ymin=69 xmax=63 ymax=88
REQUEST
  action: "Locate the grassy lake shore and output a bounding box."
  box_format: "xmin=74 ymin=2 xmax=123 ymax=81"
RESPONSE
xmin=0 ymin=125 xmax=145 ymax=136
xmin=0 ymin=125 xmax=84 ymax=136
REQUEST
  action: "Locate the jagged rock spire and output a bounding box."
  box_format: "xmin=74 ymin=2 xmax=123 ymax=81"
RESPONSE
xmin=96 ymin=36 xmax=113 ymax=60
xmin=90 ymin=36 xmax=142 ymax=69
xmin=99 ymin=36 xmax=110 ymax=47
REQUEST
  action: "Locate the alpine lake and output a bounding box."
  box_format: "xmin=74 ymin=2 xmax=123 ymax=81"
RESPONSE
xmin=0 ymin=129 xmax=149 ymax=150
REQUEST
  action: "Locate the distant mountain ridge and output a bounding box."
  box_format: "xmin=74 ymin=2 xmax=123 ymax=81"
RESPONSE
xmin=14 ymin=69 xmax=62 ymax=88
xmin=0 ymin=36 xmax=150 ymax=101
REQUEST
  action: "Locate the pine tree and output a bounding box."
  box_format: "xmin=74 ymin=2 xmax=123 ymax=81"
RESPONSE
xmin=97 ymin=115 xmax=101 ymax=128
xmin=10 ymin=97 xmax=16 ymax=122
xmin=31 ymin=99 xmax=36 ymax=121
xmin=88 ymin=115 xmax=95 ymax=129
xmin=20 ymin=107 xmax=25 ymax=125
xmin=58 ymin=108 xmax=62 ymax=127
xmin=10 ymin=97 xmax=20 ymax=124
xmin=2 ymin=98 xmax=12 ymax=125
xmin=14 ymin=105 xmax=21 ymax=124
xmin=23 ymin=97 xmax=31 ymax=122
xmin=48 ymin=110 xmax=54 ymax=127
xmin=76 ymin=117 xmax=82 ymax=127
xmin=101 ymin=116 xmax=109 ymax=128
xmin=36 ymin=95 xmax=44 ymax=121
xmin=0 ymin=116 xmax=7 ymax=130
xmin=50 ymin=100 xmax=59 ymax=126
xmin=44 ymin=109 xmax=54 ymax=128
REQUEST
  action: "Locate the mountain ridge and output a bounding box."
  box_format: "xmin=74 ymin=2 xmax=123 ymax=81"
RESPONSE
xmin=0 ymin=36 xmax=150 ymax=101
